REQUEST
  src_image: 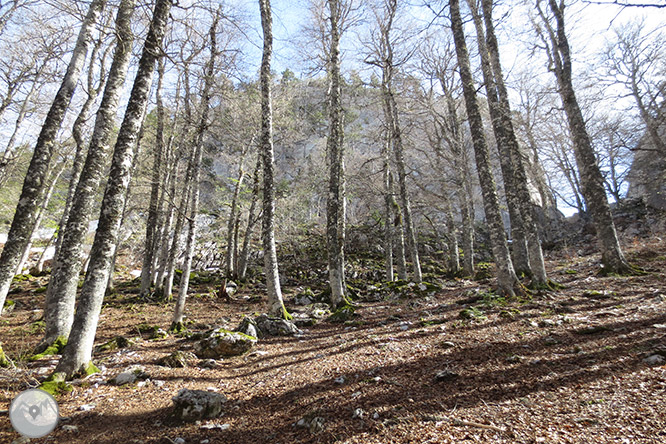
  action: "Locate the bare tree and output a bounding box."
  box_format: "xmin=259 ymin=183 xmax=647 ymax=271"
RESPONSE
xmin=172 ymin=7 xmax=221 ymax=329
xmin=534 ymin=0 xmax=633 ymax=274
xmin=449 ymin=0 xmax=521 ymax=296
xmin=54 ymin=0 xmax=172 ymax=378
xmin=0 ymin=0 xmax=106 ymax=316
xmin=259 ymin=0 xmax=289 ymax=318
xmin=37 ymin=0 xmax=135 ymax=352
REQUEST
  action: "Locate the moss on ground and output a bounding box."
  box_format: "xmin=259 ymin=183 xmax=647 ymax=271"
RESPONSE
xmin=30 ymin=336 xmax=67 ymax=361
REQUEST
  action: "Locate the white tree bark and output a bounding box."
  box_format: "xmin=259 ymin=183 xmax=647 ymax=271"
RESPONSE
xmin=0 ymin=0 xmax=106 ymax=316
xmin=38 ymin=0 xmax=136 ymax=351
xmin=55 ymin=0 xmax=172 ymax=378
xmin=259 ymin=0 xmax=288 ymax=318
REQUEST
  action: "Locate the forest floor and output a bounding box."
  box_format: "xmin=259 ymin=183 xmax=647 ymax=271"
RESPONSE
xmin=1 ymin=237 xmax=665 ymax=444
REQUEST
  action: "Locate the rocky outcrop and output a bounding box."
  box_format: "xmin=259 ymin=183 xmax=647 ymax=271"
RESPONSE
xmin=172 ymin=389 xmax=227 ymax=422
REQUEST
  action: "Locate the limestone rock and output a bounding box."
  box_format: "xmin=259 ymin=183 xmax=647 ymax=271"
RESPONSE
xmin=194 ymin=328 xmax=256 ymax=359
xmin=160 ymin=351 xmax=197 ymax=368
xmin=172 ymin=389 xmax=228 ymax=422
xmin=254 ymin=314 xmax=301 ymax=337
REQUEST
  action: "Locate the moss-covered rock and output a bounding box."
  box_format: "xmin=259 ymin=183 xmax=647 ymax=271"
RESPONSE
xmin=137 ymin=323 xmax=168 ymax=340
xmin=194 ymin=328 xmax=257 ymax=359
xmin=327 ymin=304 xmax=357 ymax=323
xmin=172 ymin=388 xmax=228 ymax=422
xmin=95 ymin=335 xmax=134 ymax=353
xmin=159 ymin=351 xmax=197 ymax=368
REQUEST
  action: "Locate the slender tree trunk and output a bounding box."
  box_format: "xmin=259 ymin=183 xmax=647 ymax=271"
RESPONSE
xmin=37 ymin=0 xmax=135 ymax=351
xmin=237 ymin=155 xmax=262 ymax=281
xmin=140 ymin=59 xmax=167 ymax=297
xmin=389 ymin=172 xmax=407 ymax=280
xmin=326 ymin=0 xmax=346 ymax=307
xmin=259 ymin=0 xmax=288 ymax=318
xmin=54 ymin=0 xmax=172 ymax=378
xmin=172 ymin=9 xmax=219 ymax=327
xmin=54 ymin=40 xmax=109 ymax=268
xmin=382 ymin=135 xmax=394 ymax=282
xmin=225 ymin=140 xmax=251 ymax=278
xmin=17 ymin=166 xmax=63 ymax=275
xmin=155 ymin=157 xmax=177 ymax=292
xmin=0 ymin=0 xmax=106 ymax=316
xmin=537 ymin=0 xmax=631 ymax=274
xmin=450 ymin=0 xmax=520 ymax=296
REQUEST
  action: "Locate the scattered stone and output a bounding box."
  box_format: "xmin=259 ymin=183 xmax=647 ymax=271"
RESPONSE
xmin=11 ymin=437 xmax=30 ymax=444
xmin=194 ymin=328 xmax=256 ymax=359
xmin=111 ymin=372 xmax=137 ymax=386
xmin=160 ymin=351 xmax=197 ymax=368
xmin=62 ymin=425 xmax=79 ymax=433
xmin=245 ymin=350 xmax=269 ymax=359
xmin=352 ymin=408 xmax=365 ymax=419
xmin=309 ymin=417 xmax=325 ymax=434
xmin=439 ymin=341 xmax=455 ymax=349
xmin=294 ymin=288 xmax=316 ymax=305
xmin=575 ymin=325 xmax=608 ymax=335
xmin=173 ymin=438 xmax=185 ymax=444
xmin=652 ymin=324 xmax=666 ymax=329
xmin=373 ymin=412 xmax=380 ymax=419
xmin=538 ymin=319 xmax=556 ymax=328
xmin=200 ymin=423 xmax=230 ymax=430
xmin=79 ymin=404 xmax=96 ymax=412
xmin=137 ymin=324 xmax=168 ymax=340
xmin=236 ymin=317 xmax=258 ymax=338
xmin=644 ymin=355 xmax=665 ymax=366
xmin=254 ymin=314 xmax=301 ymax=337
xmin=172 ymin=389 xmax=228 ymax=422
xmin=110 ymin=365 xmax=149 ymax=385
xmin=334 ymin=376 xmax=345 ymax=384
xmin=328 ymin=305 xmax=357 ymax=323
xmin=506 ymin=355 xmax=522 ymax=363
xmin=399 ymin=321 xmax=412 ymax=331
xmin=95 ymin=335 xmax=134 ymax=353
xmin=544 ymin=336 xmax=559 ymax=346
xmin=434 ymin=369 xmax=459 ymax=381
xmin=198 ymin=359 xmax=217 ymax=369
xmin=291 ymin=314 xmax=317 ymax=328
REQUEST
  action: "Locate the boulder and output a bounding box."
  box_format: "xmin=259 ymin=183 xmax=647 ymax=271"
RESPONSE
xmin=254 ymin=314 xmax=301 ymax=337
xmin=172 ymin=389 xmax=227 ymax=422
xmin=194 ymin=328 xmax=256 ymax=358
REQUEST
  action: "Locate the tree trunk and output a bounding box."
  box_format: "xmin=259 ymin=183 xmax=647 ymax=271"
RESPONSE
xmin=450 ymin=0 xmax=520 ymax=296
xmin=140 ymin=59 xmax=167 ymax=297
xmin=225 ymin=140 xmax=251 ymax=278
xmin=38 ymin=0 xmax=135 ymax=351
xmin=258 ymin=0 xmax=288 ymax=318
xmin=538 ymin=0 xmax=631 ymax=274
xmin=326 ymin=0 xmax=347 ymax=308
xmin=17 ymin=166 xmax=63 ymax=275
xmin=479 ymin=0 xmax=548 ymax=286
xmin=172 ymin=9 xmax=219 ymax=327
xmin=468 ymin=0 xmax=530 ymax=276
xmin=0 ymin=0 xmax=106 ymax=316
xmin=237 ymin=155 xmax=262 ymax=281
xmin=382 ymin=135 xmax=394 ymax=282
xmin=54 ymin=0 xmax=172 ymax=378
xmin=54 ymin=38 xmax=109 ymax=268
